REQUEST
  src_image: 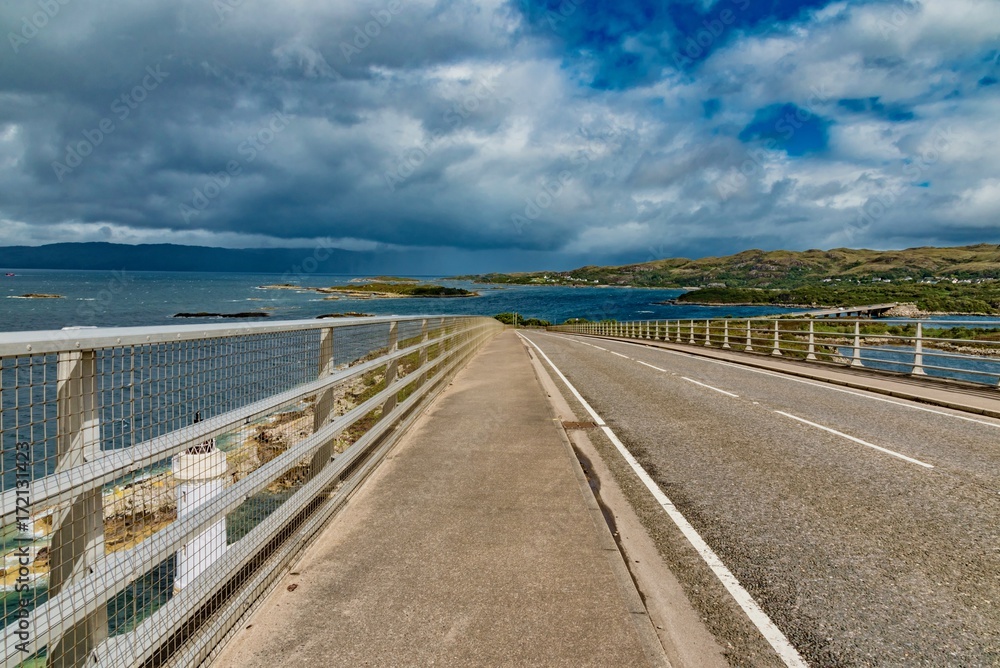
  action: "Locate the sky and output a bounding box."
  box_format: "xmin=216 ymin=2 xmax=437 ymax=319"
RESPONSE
xmin=0 ymin=0 xmax=998 ymax=271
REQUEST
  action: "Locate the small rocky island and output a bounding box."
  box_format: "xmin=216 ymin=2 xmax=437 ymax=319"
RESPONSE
xmin=259 ymin=282 xmax=476 ymax=299
xmin=173 ymin=312 xmax=272 ymax=318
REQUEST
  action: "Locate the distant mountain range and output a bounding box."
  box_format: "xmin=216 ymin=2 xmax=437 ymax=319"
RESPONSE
xmin=0 ymin=242 xmax=428 ymax=276
xmin=463 ymin=244 xmax=1000 ymax=289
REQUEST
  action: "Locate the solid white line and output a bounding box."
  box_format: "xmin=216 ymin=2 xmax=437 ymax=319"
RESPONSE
xmin=774 ymin=411 xmax=934 ymax=469
xmin=519 ymin=334 xmax=605 ymax=426
xmin=681 ymin=376 xmax=739 ymax=398
xmin=519 ymin=333 xmax=808 ymax=668
xmin=552 ymin=333 xmax=1000 ymax=431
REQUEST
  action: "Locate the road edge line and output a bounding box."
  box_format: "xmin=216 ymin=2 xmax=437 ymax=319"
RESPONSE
xmin=517 ymin=333 xmax=809 ymax=668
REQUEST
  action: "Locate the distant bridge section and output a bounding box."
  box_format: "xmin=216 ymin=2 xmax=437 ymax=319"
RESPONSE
xmin=780 ymin=303 xmax=899 ymax=318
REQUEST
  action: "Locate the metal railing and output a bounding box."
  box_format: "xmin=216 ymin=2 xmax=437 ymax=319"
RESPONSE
xmin=0 ymin=315 xmax=502 ymax=668
xmin=549 ymin=318 xmax=1000 ymax=387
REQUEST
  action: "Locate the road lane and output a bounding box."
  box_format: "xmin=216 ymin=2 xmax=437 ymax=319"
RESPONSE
xmin=523 ymin=331 xmax=1000 ymax=667
xmin=551 ymin=333 xmax=1000 ymax=484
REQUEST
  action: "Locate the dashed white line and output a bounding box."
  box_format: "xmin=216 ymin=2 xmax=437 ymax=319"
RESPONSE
xmin=519 ymin=333 xmax=809 ymax=668
xmin=774 ymin=410 xmax=934 ymax=469
xmin=681 ymin=376 xmax=739 ymax=398
xmin=636 ymin=360 xmax=667 ymax=372
xmin=609 ymin=351 xmax=630 ymax=359
xmin=549 ymin=333 xmax=1000 ymax=431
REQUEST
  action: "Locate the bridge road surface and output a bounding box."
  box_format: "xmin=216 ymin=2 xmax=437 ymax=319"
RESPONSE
xmin=212 ymin=331 xmax=667 ymax=668
xmin=521 ymin=331 xmax=1000 ymax=667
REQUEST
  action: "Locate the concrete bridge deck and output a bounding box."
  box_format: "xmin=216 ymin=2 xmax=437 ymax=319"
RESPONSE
xmin=781 ymin=302 xmax=899 ymax=318
xmin=209 ymin=328 xmax=1000 ymax=667
xmin=211 ymin=331 xmax=672 ymax=667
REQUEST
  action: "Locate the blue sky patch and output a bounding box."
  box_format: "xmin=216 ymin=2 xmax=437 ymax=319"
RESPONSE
xmin=837 ymin=97 xmax=915 ymax=122
xmin=738 ymin=103 xmax=831 ymax=156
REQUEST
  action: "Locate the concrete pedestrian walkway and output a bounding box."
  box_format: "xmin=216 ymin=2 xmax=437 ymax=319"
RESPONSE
xmin=213 ymin=330 xmax=665 ymax=667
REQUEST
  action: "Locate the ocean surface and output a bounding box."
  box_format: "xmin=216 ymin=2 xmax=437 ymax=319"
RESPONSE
xmin=0 ymin=269 xmax=805 ymax=332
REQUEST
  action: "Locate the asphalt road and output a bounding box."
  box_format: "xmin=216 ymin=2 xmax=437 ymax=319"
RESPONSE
xmin=522 ymin=331 xmax=1000 ymax=667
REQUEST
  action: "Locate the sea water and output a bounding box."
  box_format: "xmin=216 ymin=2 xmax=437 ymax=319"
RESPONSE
xmin=0 ymin=269 xmax=798 ymax=332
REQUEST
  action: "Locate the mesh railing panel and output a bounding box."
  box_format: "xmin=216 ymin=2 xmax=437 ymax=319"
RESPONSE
xmin=0 ymin=315 xmax=502 ymax=668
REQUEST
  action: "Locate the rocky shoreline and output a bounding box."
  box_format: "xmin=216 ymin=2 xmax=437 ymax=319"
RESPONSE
xmin=174 ymin=311 xmax=272 ymax=318
xmin=258 ymin=283 xmax=478 ymax=298
xmin=8 ymin=293 xmax=63 ymax=299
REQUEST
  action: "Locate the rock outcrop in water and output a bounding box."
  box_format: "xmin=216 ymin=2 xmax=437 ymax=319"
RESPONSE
xmin=173 ymin=312 xmax=271 ymax=318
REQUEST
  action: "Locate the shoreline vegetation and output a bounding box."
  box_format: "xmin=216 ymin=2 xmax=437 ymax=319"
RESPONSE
xmin=258 ymin=282 xmax=477 ymax=299
xmin=456 ymin=244 xmax=1000 ymax=316
xmin=671 ymin=286 xmax=1000 ymax=316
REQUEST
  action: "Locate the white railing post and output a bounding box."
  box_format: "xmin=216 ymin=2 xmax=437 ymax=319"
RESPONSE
xmin=310 ymin=327 xmax=336 ymax=479
xmin=722 ymin=320 xmax=731 ymax=349
xmin=912 ymin=322 xmax=926 ymax=375
xmin=418 ymin=318 xmax=430 ymax=385
xmin=382 ymin=320 xmax=399 ymax=415
xmin=851 ymin=321 xmax=864 ymax=367
xmin=704 ymin=320 xmax=712 ymax=346
xmin=745 ymin=319 xmax=753 ymax=352
xmin=772 ymin=321 xmax=782 ymax=356
xmin=49 ymin=350 xmax=108 ymax=667
xmin=676 ymin=320 xmax=682 ymax=343
xmin=689 ymin=320 xmax=696 ymax=344
xmin=806 ymin=320 xmax=817 ymax=361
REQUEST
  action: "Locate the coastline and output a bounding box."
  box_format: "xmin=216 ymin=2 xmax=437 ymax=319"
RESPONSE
xmin=258 ymin=284 xmax=479 ymax=299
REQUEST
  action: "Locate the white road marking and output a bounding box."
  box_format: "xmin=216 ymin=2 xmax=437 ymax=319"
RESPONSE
xmin=681 ymin=377 xmax=739 ymax=398
xmin=549 ymin=333 xmax=1000 ymax=431
xmin=609 ymin=351 xmax=630 ymax=359
xmin=637 ymin=360 xmax=667 ymax=372
xmin=519 ymin=333 xmax=809 ymax=668
xmin=774 ymin=411 xmax=934 ymax=469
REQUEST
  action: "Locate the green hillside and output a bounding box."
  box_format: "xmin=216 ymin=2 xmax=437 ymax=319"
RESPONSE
xmin=460 ymin=244 xmax=1000 ymax=289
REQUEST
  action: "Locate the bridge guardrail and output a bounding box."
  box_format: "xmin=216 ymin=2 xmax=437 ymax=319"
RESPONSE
xmin=549 ymin=318 xmax=1000 ymax=387
xmin=0 ymin=315 xmax=502 ymax=667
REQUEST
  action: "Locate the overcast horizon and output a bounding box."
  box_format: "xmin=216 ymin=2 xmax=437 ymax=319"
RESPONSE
xmin=2 ymin=0 xmax=999 ymax=272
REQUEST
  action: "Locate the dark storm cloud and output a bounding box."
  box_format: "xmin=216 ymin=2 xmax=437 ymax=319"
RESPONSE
xmin=0 ymin=0 xmax=998 ymax=269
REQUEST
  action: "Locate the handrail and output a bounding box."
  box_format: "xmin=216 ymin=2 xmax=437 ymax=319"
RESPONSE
xmin=0 ymin=323 xmax=475 ymax=525
xmin=548 ymin=317 xmax=1000 ymax=387
xmin=0 ymin=315 xmax=503 ymax=667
